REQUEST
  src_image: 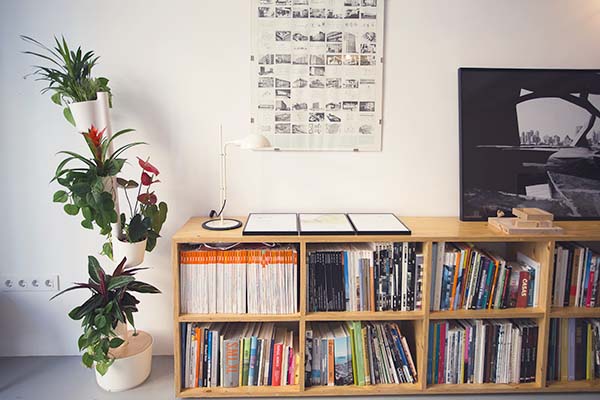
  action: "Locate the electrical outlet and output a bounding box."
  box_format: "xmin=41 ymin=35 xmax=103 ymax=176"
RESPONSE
xmin=1 ymin=275 xmax=59 ymax=292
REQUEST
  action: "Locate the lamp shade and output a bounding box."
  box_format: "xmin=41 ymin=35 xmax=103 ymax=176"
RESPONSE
xmin=237 ymin=133 xmax=272 ymax=149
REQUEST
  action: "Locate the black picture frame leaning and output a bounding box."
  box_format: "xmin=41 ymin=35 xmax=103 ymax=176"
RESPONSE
xmin=459 ymin=67 xmax=600 ymax=221
xmin=346 ymin=213 xmax=412 ymax=235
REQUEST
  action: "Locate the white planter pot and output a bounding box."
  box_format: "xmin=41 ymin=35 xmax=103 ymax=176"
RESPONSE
xmin=95 ymin=330 xmax=153 ymax=392
xmin=113 ymin=238 xmax=147 ymax=268
xmin=69 ymin=92 xmax=111 ymax=133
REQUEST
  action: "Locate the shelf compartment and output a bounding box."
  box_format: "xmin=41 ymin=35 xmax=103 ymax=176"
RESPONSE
xmin=179 ymin=385 xmax=301 ymax=398
xmin=550 ymin=306 xmax=600 ymax=318
xmin=545 ymin=379 xmax=600 ymax=392
xmin=178 ymin=313 xmax=301 ymax=322
xmin=426 ymin=382 xmax=539 ymax=393
xmin=429 ymin=307 xmax=545 ymax=320
xmin=304 ymin=383 xmax=421 ymax=396
xmin=305 ymin=311 xmax=423 ymax=321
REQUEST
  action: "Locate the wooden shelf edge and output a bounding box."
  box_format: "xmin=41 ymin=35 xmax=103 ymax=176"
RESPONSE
xmin=426 ymin=382 xmax=540 ymax=393
xmin=304 ymin=383 xmax=421 ymax=396
xmin=179 ymin=385 xmax=300 ymax=398
xmin=305 ymin=311 xmax=424 ymax=321
xmin=545 ymin=379 xmax=600 ymax=391
xmin=550 ymin=306 xmax=600 ymax=318
xmin=178 ymin=313 xmax=301 ymax=322
xmin=429 ymin=308 xmax=545 ymax=320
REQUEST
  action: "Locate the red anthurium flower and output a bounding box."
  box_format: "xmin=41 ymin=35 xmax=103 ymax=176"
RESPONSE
xmin=141 ymin=172 xmax=161 ymax=186
xmin=137 ymin=157 xmax=160 ymax=175
xmin=85 ymin=125 xmax=105 ymax=148
xmin=138 ymin=192 xmax=157 ymax=205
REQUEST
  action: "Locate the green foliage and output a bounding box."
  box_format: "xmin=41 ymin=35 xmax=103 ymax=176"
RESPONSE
xmin=21 ymin=35 xmax=112 ymax=125
xmin=52 ymin=256 xmax=160 ymax=375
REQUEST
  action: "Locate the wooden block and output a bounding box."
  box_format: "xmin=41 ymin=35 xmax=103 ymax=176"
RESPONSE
xmin=515 ymin=220 xmax=541 ymax=228
xmin=488 ymin=217 xmax=563 ymax=235
xmin=512 ymin=207 xmax=554 ymax=221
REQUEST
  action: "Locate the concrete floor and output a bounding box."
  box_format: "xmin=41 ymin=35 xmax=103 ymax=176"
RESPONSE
xmin=0 ymin=356 xmax=599 ymax=400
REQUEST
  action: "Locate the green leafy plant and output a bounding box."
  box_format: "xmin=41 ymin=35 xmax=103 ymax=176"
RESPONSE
xmin=50 ymin=256 xmax=160 ymax=375
xmin=117 ymin=157 xmax=168 ymax=252
xmin=53 ymin=125 xmax=144 ymax=257
xmin=21 ymin=35 xmax=112 ymax=125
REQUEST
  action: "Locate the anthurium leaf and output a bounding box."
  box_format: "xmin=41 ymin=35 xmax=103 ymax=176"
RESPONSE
xmin=53 ymin=190 xmax=68 ymax=203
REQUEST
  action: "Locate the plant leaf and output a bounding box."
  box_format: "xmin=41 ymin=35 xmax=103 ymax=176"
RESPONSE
xmin=63 ymin=204 xmax=79 ymax=215
xmin=106 ymin=275 xmax=134 ymax=291
xmin=126 ymin=281 xmax=161 ymax=294
xmin=63 ymin=107 xmax=75 ymax=126
xmin=53 ymin=190 xmax=68 ymax=203
xmin=109 ymin=337 xmax=124 ymax=348
xmin=88 ymin=256 xmax=103 ymax=284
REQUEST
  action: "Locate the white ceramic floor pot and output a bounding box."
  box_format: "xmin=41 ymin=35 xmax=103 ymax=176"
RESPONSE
xmin=95 ymin=330 xmax=153 ymax=392
xmin=113 ymin=238 xmax=147 ymax=268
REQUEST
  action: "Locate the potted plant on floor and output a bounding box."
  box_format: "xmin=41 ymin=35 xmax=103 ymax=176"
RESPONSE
xmin=51 ymin=255 xmax=160 ymax=390
xmin=22 ymin=35 xmax=112 ymax=129
xmin=114 ymin=157 xmax=168 ymax=267
xmin=53 ymin=125 xmax=144 ymax=258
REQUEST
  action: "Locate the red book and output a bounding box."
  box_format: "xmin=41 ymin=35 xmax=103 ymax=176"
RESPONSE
xmin=438 ymin=322 xmax=447 ymax=384
xmin=516 ymin=270 xmax=530 ymax=308
xmin=272 ymin=343 xmax=283 ymax=386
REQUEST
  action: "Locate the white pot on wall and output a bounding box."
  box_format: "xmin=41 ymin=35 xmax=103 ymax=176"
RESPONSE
xmin=95 ymin=330 xmax=153 ymax=392
xmin=113 ymin=238 xmax=147 ymax=268
xmin=68 ymin=92 xmax=111 ymax=133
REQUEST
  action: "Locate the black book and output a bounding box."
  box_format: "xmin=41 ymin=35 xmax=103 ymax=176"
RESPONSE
xmin=574 ymin=320 xmax=586 ymax=380
xmin=203 ymin=327 xmax=209 ymax=387
xmin=407 ymin=243 xmax=416 ymax=311
xmin=563 ymin=245 xmax=574 ymax=307
xmin=529 ymin=323 xmax=538 ymax=383
xmin=489 ymin=323 xmax=499 ymax=383
xmin=383 ymin=324 xmax=406 ymax=383
xmin=392 ymin=243 xmax=401 ymax=311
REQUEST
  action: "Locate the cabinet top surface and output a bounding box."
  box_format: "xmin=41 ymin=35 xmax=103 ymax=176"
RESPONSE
xmin=172 ymin=216 xmax=600 ymax=243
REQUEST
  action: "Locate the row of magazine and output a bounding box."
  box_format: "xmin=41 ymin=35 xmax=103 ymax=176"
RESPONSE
xmin=552 ymin=244 xmax=600 ymax=308
xmin=427 ymin=319 xmax=539 ymax=384
xmin=182 ymin=322 xmax=298 ymax=388
xmin=307 ymin=243 xmax=423 ymax=312
xmin=547 ymin=318 xmax=600 ymax=381
xmin=430 ymin=243 xmax=539 ymax=311
xmin=179 ymin=245 xmax=298 ymax=314
xmin=305 ymin=321 xmax=418 ymax=386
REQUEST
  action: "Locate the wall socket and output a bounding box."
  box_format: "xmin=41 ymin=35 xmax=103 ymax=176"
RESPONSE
xmin=1 ymin=274 xmax=60 ymax=292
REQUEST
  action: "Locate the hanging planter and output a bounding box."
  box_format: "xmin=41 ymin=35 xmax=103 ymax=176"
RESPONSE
xmin=69 ymin=93 xmax=110 ymax=133
xmin=113 ymin=238 xmax=147 ymax=268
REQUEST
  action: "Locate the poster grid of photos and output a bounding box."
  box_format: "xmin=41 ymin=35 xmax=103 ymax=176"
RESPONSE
xmin=252 ymin=0 xmax=383 ymax=150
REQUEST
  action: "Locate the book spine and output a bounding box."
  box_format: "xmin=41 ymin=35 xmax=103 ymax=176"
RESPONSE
xmin=223 ymin=339 xmax=240 ymax=388
xmin=516 ymin=270 xmax=530 ymax=308
xmin=248 ymin=336 xmax=258 ymax=386
xmin=272 ymin=343 xmax=283 ymax=386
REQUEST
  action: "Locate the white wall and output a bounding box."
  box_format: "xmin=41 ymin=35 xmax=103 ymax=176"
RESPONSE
xmin=1 ymin=0 xmax=600 ymax=357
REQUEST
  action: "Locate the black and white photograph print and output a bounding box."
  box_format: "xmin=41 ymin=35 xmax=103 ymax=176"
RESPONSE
xmin=292 ymin=101 xmax=308 ymax=110
xmin=292 ymin=78 xmax=308 ymax=88
xmin=309 ymin=66 xmax=326 ymax=76
xmin=293 ymin=0 xmax=308 ymax=4
xmin=275 ymin=30 xmax=291 ymax=41
xmin=360 ymin=55 xmax=376 ymax=65
xmin=343 ymin=101 xmax=358 ymax=111
xmin=292 ymin=8 xmax=308 ymax=18
xmin=310 ymin=8 xmax=327 ymax=18
xmin=344 ymin=0 xmax=360 ymax=6
xmin=275 ymin=123 xmax=291 ymax=133
xmin=360 ymin=9 xmax=376 ymax=19
xmin=345 ymin=8 xmax=360 ymax=18
xmin=292 ymin=54 xmax=308 ymax=65
xmin=359 ymin=101 xmax=375 ymax=112
xmin=343 ymin=79 xmax=359 ymax=88
xmin=292 ymin=124 xmax=308 ymax=134
xmin=260 ymin=0 xmax=274 ymax=4
xmin=326 ymin=101 xmax=341 ymax=110
xmin=258 ymin=77 xmax=274 ymax=88
xmin=309 ymin=78 xmax=325 ymax=88
xmin=275 ymin=78 xmax=290 ymax=88
xmin=363 ymin=31 xmax=376 ymax=42
xmin=310 ymin=54 xmax=326 ymax=65
xmin=275 ymin=100 xmax=290 ymax=111
xmin=275 ymin=7 xmax=291 ymax=17
xmin=344 ymin=32 xmax=357 ymax=52
xmin=275 ymin=88 xmax=291 ymax=98
xmin=293 ymin=32 xmax=308 ymax=41
xmin=327 ymin=9 xmax=344 ymax=19
xmin=258 ymin=54 xmax=274 ymax=64
xmin=275 ymin=54 xmax=291 ymax=63
xmin=359 ymin=124 xmax=374 ymax=134
xmin=258 ymin=66 xmax=274 ymax=75
xmin=327 ymin=113 xmax=341 ymax=122
xmin=326 ymin=31 xmax=343 ymax=42
xmin=258 ymin=7 xmax=274 ymax=17
xmin=275 ymin=113 xmax=291 ymax=122
xmin=459 ymin=68 xmax=600 ymax=220
xmin=309 ymin=112 xmax=325 ymax=122
xmin=326 ymin=55 xmax=343 ymax=65
xmin=362 ymin=0 xmax=377 ymax=5
xmin=276 ymin=0 xmax=291 ymax=4
xmin=343 ymin=54 xmax=359 ymax=66
xmin=326 ymin=43 xmax=342 ymax=53
xmin=360 ymin=43 xmax=376 ymax=53
xmin=326 ymin=78 xmax=342 ymax=88
xmin=308 ymin=124 xmax=321 ymax=134
xmin=310 ymin=31 xmax=326 ymax=42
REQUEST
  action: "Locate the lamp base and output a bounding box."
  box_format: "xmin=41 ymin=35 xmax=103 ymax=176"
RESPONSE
xmin=202 ymin=218 xmax=243 ymax=231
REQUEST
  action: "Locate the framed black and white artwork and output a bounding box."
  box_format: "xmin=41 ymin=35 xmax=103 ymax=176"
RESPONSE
xmin=251 ymin=0 xmax=384 ymax=151
xmin=459 ymin=68 xmax=600 ymax=221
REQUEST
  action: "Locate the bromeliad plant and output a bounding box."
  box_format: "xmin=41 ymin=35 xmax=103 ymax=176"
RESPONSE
xmin=50 ymin=256 xmax=160 ymax=375
xmin=21 ymin=35 xmax=112 ymax=125
xmin=53 ymin=125 xmax=144 ymax=257
xmin=117 ymin=158 xmax=168 ymax=252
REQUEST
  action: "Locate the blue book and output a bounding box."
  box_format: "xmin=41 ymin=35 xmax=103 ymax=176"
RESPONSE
xmin=334 ymin=333 xmax=353 ymax=385
xmin=441 ymin=264 xmax=454 ymax=310
xmin=206 ymin=331 xmax=212 ymax=387
xmin=267 ymin=338 xmax=275 ymax=385
xmin=248 ymin=336 xmax=258 ymax=386
xmin=343 ymin=251 xmax=350 ymax=309
xmin=582 ymin=249 xmax=592 ymax=304
xmin=430 ymin=243 xmax=438 ymax=307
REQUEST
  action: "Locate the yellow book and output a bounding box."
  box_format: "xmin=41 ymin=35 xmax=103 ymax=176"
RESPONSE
xmin=560 ymin=319 xmax=568 ymax=381
xmin=362 ymin=327 xmax=371 ymax=385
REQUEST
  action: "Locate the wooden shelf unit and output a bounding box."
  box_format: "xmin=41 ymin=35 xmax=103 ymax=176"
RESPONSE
xmin=172 ymin=216 xmax=600 ymax=397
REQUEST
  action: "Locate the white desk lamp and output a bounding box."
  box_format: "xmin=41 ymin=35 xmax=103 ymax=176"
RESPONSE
xmin=202 ymin=126 xmax=271 ymax=231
